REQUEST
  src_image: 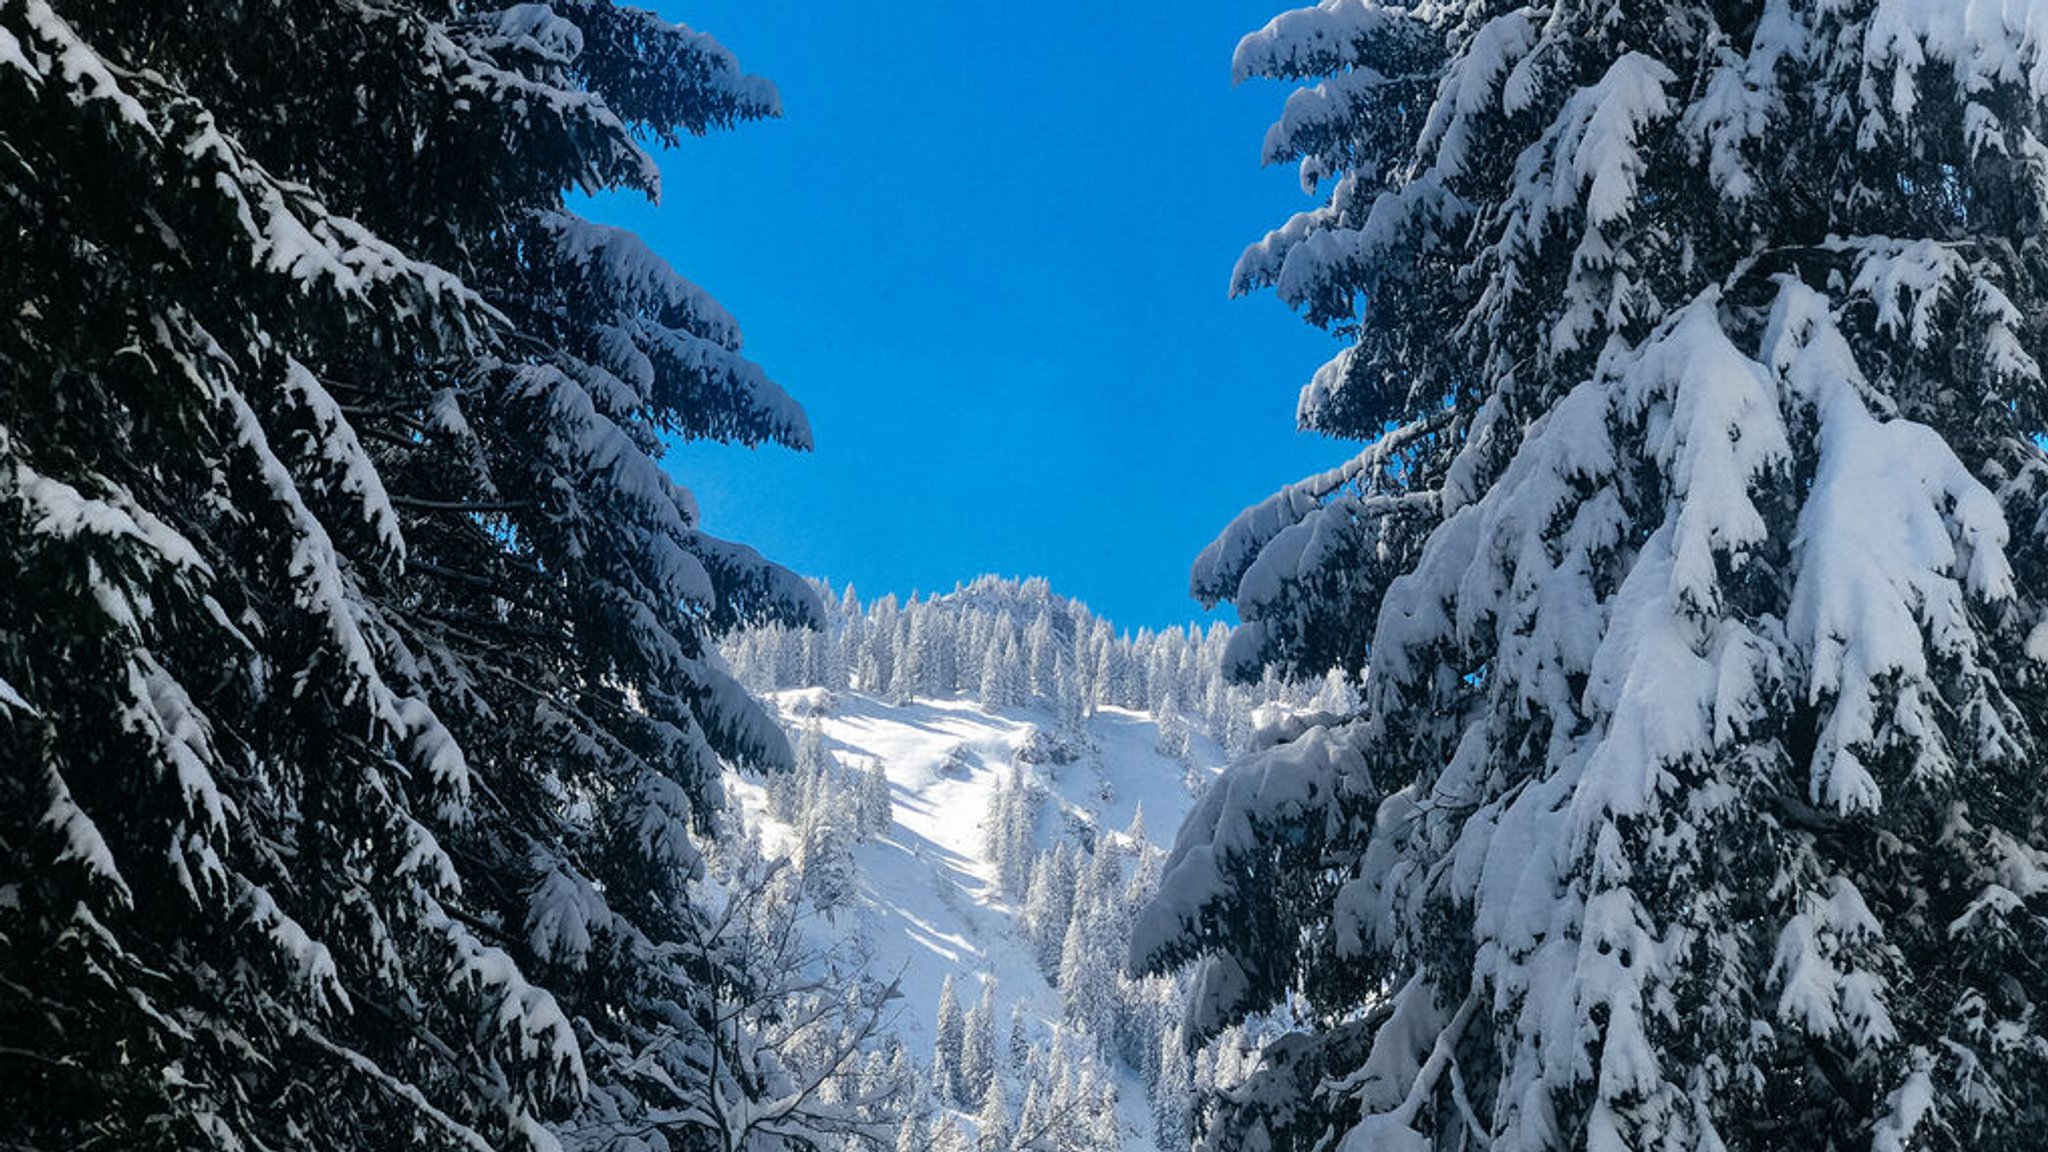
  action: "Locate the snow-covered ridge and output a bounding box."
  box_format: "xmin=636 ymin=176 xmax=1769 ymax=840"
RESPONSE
xmin=724 ymin=687 xmax=1224 ymax=1151
xmin=711 ymin=574 xmax=1359 ymax=1148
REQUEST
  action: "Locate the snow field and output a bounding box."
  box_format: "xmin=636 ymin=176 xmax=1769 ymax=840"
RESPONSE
xmin=728 ymin=690 xmax=1222 ymax=1149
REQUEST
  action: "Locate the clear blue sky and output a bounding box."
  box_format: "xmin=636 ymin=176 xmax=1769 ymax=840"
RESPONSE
xmin=590 ymin=2 xmax=1355 ymax=631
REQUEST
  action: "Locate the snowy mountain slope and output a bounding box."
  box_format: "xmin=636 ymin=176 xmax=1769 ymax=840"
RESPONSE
xmin=726 ymin=689 xmax=1224 ymax=1149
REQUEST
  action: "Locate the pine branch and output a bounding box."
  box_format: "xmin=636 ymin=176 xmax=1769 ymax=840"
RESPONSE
xmin=388 ymin=496 xmax=534 ymax=513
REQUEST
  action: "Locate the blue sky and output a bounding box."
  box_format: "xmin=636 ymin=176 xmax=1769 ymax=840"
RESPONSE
xmin=592 ymin=2 xmax=1356 ymax=631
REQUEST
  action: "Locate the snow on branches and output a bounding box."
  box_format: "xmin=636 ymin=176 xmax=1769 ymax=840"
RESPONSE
xmin=0 ymin=2 xmax=849 ymax=1150
xmin=1156 ymin=3 xmax=2048 ymax=1150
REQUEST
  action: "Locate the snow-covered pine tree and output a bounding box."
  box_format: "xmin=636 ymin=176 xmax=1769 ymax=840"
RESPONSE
xmin=934 ymin=972 xmax=967 ymax=1104
xmin=1154 ymin=697 xmax=1193 ymax=764
xmin=858 ymin=755 xmax=895 ymax=838
xmin=857 ymin=593 xmax=897 ymax=693
xmin=1026 ymin=841 xmax=1079 ymax=976
xmin=986 ymin=767 xmax=1045 ymax=899
xmin=889 ymin=609 xmax=921 ymax=705
xmin=885 ymin=1039 xmax=920 ymax=1109
xmin=1025 ymin=610 xmax=1058 ymax=699
xmin=0 ymin=3 xmax=854 ymax=1150
xmin=770 ymin=717 xmax=833 ymax=826
xmin=797 ymin=806 xmax=857 ymax=911
xmin=1153 ymin=1024 xmax=1196 ymax=1152
xmin=1017 ymin=1081 xmax=1050 ymax=1152
xmin=932 ymin=1116 xmax=972 ymax=1152
xmin=1081 ymin=1065 xmax=1130 ymax=1147
xmin=896 ymin=1106 xmax=931 ymax=1152
xmin=960 ymin=978 xmax=1001 ymax=1108
xmin=1058 ymin=898 xmax=1118 ymax=1040
xmin=1139 ymin=2 xmax=2048 ymax=1150
xmin=1053 ymin=649 xmax=1085 ymax=731
xmin=1008 ymin=1003 xmax=1033 ymax=1081
xmin=1123 ymin=806 xmax=1160 ymax=908
xmin=979 ymin=631 xmax=1012 ymax=713
xmin=798 ymin=716 xmax=837 ymax=781
xmin=974 ymin=1079 xmax=1013 ymax=1152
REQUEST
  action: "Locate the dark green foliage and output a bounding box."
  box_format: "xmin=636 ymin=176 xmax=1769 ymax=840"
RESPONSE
xmin=1149 ymin=3 xmax=2048 ymax=1150
xmin=0 ymin=2 xmax=851 ymax=1149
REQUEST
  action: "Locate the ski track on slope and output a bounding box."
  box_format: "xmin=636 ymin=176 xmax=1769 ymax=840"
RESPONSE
xmin=727 ymin=691 xmax=1223 ymax=1151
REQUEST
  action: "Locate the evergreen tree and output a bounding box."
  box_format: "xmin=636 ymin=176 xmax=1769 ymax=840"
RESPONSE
xmin=0 ymin=3 xmax=860 ymax=1151
xmin=770 ymin=717 xmax=830 ymax=825
xmin=862 ymin=593 xmax=899 ymax=694
xmin=1024 ymin=610 xmax=1058 ymax=700
xmin=1058 ymin=911 xmax=1111 ymax=1038
xmin=960 ymin=977 xmax=1000 ymax=1108
xmin=1141 ymin=3 xmax=2048 ymax=1151
xmin=815 ymin=590 xmax=852 ymax=692
xmin=796 ymin=626 xmax=824 ymax=689
xmin=978 ymin=629 xmax=1014 ymax=712
xmin=974 ymin=1078 xmax=1013 ymax=1152
xmin=1090 ymin=628 xmax=1119 ymax=714
xmin=933 ymin=1116 xmax=972 ymax=1152
xmin=1154 ymin=698 xmax=1192 ymax=764
xmin=1017 ymin=1082 xmax=1049 ymax=1152
xmin=934 ymin=972 xmax=966 ymax=1104
xmin=796 ymin=807 xmax=856 ymax=911
xmin=895 ymin=1106 xmax=931 ymax=1152
xmin=1080 ymin=1068 xmax=1121 ymax=1152
xmin=774 ymin=621 xmax=806 ymax=687
xmin=1123 ymin=817 xmax=1162 ymax=933
xmin=796 ymin=716 xmax=835 ymax=779
xmin=1053 ymin=649 xmax=1085 ymax=731
xmin=1025 ymin=841 xmax=1078 ymax=976
xmin=889 ymin=605 xmax=921 ymax=705
xmin=1081 ymin=828 xmax=1126 ymax=920
xmin=1153 ymin=1026 xmax=1194 ymax=1152
xmin=858 ymin=755 xmax=894 ymax=838
xmin=986 ymin=768 xmax=1043 ymax=899
xmin=1008 ymin=1002 xmax=1033 ymax=1081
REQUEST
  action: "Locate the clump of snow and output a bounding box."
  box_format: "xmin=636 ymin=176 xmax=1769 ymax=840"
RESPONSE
xmin=1870 ymin=1055 xmax=1935 ymax=1152
xmin=938 ymin=741 xmax=981 ymax=779
xmin=526 ymin=865 xmax=608 ymax=971
xmin=493 ymin=4 xmax=585 ymax=65
xmin=40 ymin=763 xmax=130 ymax=903
xmin=1015 ymin=723 xmax=1084 ymax=766
xmin=281 ymin=358 xmax=405 ymax=562
xmin=1232 ymin=0 xmax=1421 ymax=83
xmin=441 ymin=913 xmax=588 ymax=1097
xmin=784 ymin=686 xmax=838 ymax=718
xmin=241 ymin=882 xmax=349 ymax=1013
xmin=1770 ymin=281 xmax=2018 ymax=811
xmin=0 ymin=675 xmax=30 ymax=715
xmin=1132 ymin=725 xmax=1360 ymax=983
